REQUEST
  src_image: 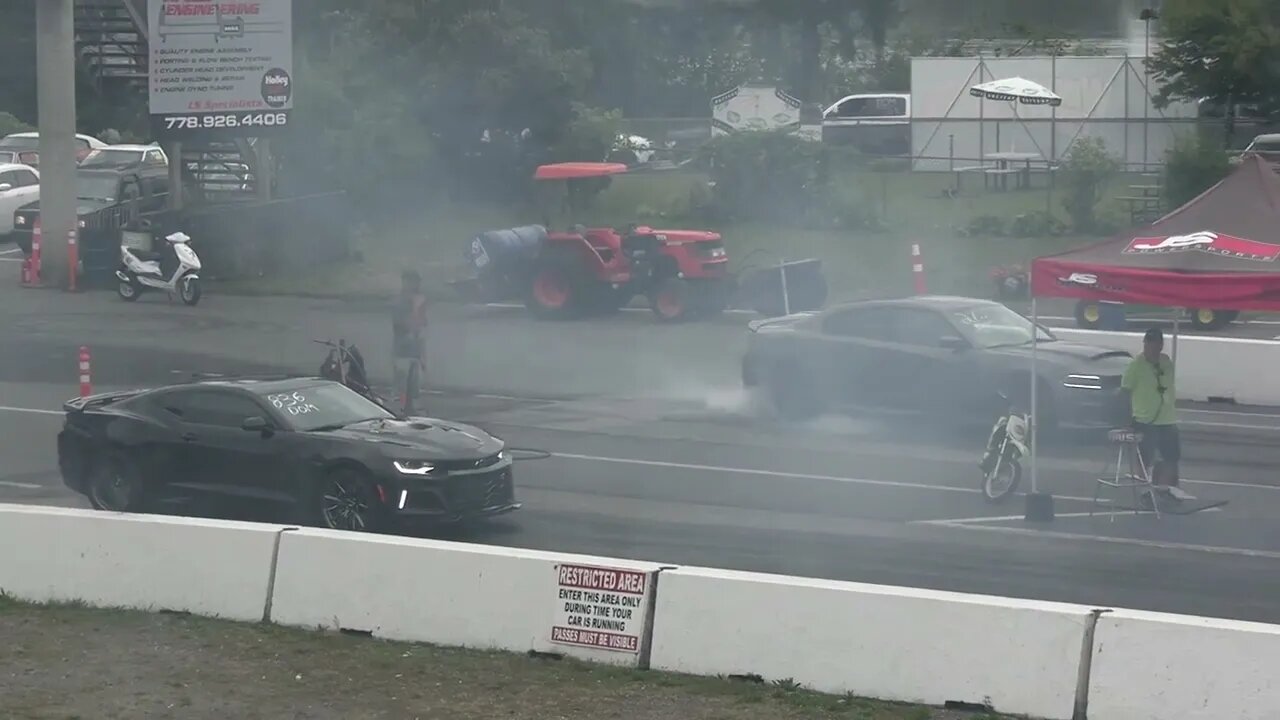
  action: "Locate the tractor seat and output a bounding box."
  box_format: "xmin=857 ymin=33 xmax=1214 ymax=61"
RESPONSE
xmin=1108 ymin=428 xmax=1143 ymax=444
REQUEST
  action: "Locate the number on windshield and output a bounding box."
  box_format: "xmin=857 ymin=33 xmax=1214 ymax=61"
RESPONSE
xmin=267 ymin=391 xmax=320 ymax=416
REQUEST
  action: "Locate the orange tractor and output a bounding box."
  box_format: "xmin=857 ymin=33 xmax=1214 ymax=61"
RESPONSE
xmin=460 ymin=162 xmax=733 ymax=322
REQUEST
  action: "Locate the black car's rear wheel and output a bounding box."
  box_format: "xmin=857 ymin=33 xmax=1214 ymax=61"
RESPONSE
xmin=87 ymin=454 xmax=151 ymax=513
xmin=315 ymin=468 xmax=383 ymax=533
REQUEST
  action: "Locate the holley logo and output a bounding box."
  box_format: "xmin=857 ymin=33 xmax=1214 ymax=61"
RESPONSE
xmin=1124 ymin=231 xmax=1280 ymax=261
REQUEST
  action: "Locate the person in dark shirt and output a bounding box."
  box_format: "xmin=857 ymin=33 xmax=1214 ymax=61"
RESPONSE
xmin=391 ymin=270 xmax=427 ymax=413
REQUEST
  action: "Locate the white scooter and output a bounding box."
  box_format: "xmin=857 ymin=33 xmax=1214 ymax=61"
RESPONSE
xmin=117 ymin=231 xmax=202 ymax=305
xmin=979 ymin=393 xmax=1030 ymax=503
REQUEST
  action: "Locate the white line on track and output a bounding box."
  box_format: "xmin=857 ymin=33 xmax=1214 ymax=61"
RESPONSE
xmin=483 ymin=302 xmax=756 ymax=315
xmin=923 ymin=520 xmax=1280 ymax=560
xmin=0 ymin=247 xmax=20 ymax=255
xmin=0 ymin=405 xmax=61 ymax=416
xmin=0 ymin=404 xmax=1277 ymax=495
xmin=0 ymin=481 xmax=41 ymax=489
xmin=553 ymin=451 xmax=1105 ymax=503
xmin=916 ymin=507 xmax=1223 ymax=526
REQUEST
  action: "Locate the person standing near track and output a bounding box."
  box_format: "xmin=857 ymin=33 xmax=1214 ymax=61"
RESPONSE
xmin=392 ymin=270 xmax=428 ymax=414
xmin=1121 ymin=327 xmax=1195 ymax=502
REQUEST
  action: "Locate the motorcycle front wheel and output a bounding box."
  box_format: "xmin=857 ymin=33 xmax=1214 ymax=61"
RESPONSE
xmin=982 ymin=452 xmax=1022 ymax=503
xmin=180 ymin=276 xmax=202 ymax=306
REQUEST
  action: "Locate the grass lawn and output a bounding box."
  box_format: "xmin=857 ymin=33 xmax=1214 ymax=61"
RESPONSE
xmin=231 ymin=167 xmax=1145 ymax=303
xmin=0 ymin=597 xmax=1014 ymax=720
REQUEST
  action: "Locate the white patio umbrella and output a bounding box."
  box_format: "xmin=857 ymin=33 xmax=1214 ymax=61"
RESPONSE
xmin=969 ymin=77 xmax=1061 ymax=157
xmin=968 ymin=77 xmax=1063 ymax=106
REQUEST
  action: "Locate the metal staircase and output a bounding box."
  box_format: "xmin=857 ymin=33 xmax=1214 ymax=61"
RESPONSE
xmin=74 ymin=0 xmax=148 ymax=95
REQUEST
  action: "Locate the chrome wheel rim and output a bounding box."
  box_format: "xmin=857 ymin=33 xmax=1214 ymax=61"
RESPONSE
xmin=119 ymin=281 xmax=136 ymax=298
xmin=180 ymin=278 xmax=197 ymax=302
xmin=321 ymin=478 xmax=369 ymax=531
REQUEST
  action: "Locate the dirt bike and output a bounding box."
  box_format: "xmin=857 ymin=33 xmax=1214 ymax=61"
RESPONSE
xmin=315 ymin=338 xmax=402 ymax=416
xmin=980 ymin=394 xmax=1030 ymax=503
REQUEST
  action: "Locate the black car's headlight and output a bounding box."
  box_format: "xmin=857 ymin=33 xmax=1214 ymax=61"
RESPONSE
xmin=1064 ymin=374 xmax=1103 ymax=390
xmin=499 ymin=449 xmax=512 ymax=462
xmin=393 ymin=460 xmax=436 ymax=475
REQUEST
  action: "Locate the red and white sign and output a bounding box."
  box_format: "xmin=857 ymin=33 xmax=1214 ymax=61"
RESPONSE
xmin=1124 ymin=230 xmax=1280 ymax=262
xmin=550 ymin=563 xmax=648 ymax=654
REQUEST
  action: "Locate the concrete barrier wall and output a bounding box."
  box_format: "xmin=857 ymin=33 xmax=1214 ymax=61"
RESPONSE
xmin=647 ymin=566 xmax=1092 ymax=720
xmin=12 ymin=502 xmax=1280 ymax=716
xmin=1088 ymin=609 xmax=1280 ymax=720
xmin=0 ymin=504 xmax=284 ymax=622
xmin=1053 ymin=328 xmax=1280 ymax=405
xmin=269 ymin=528 xmax=661 ymax=667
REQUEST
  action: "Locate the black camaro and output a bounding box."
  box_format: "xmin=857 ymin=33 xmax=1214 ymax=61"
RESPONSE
xmin=57 ymin=377 xmax=520 ymax=531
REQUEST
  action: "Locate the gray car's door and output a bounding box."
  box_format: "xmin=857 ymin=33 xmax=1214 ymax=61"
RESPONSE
xmin=819 ymin=306 xmax=897 ymax=409
xmin=877 ymin=308 xmax=979 ymax=414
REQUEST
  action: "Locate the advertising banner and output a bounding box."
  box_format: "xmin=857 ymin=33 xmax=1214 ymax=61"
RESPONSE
xmin=148 ymin=0 xmax=293 ymax=139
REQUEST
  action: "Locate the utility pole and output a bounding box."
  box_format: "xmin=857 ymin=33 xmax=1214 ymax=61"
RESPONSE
xmin=35 ymin=0 xmax=78 ymax=290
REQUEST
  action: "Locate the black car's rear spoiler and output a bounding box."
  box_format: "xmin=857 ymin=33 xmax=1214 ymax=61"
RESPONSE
xmin=62 ymin=389 xmax=146 ymax=413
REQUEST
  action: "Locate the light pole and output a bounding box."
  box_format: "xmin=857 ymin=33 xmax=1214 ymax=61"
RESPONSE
xmin=1140 ymin=6 xmax=1159 ymax=171
xmin=35 ymin=0 xmax=78 ymax=290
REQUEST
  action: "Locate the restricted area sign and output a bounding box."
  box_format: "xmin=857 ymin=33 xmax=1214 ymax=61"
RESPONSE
xmin=550 ymin=563 xmax=649 ymax=654
xmin=148 ymin=0 xmax=293 ymax=139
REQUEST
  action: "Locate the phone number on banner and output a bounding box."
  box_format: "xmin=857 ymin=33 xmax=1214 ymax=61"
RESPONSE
xmin=161 ymin=112 xmax=290 ymax=131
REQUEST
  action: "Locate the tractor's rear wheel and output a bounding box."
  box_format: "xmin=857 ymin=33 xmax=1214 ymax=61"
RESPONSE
xmin=650 ymin=277 xmax=690 ymax=322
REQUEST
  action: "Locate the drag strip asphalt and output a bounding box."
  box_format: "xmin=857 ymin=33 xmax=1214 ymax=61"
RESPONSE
xmin=7 ymin=286 xmax=1280 ymax=622
xmin=6 ymin=382 xmax=1280 ymax=623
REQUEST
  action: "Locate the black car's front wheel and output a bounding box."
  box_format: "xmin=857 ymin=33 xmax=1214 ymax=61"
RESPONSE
xmin=314 ymin=468 xmax=384 ymax=533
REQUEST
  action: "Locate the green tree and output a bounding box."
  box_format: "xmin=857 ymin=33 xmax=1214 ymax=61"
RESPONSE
xmin=1148 ymin=0 xmax=1280 ymax=140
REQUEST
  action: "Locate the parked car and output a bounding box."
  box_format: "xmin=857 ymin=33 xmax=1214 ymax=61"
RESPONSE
xmin=742 ymin=295 xmax=1132 ymax=430
xmin=80 ymin=144 xmax=169 ymax=170
xmin=0 ymin=132 xmax=107 ymax=165
xmin=0 ymin=163 xmax=39 ymax=239
xmin=57 ymin=376 xmax=521 ymax=530
xmin=0 ymin=149 xmax=39 ymax=167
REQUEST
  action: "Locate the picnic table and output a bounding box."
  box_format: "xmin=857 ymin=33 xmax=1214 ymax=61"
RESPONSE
xmin=952 ymin=152 xmax=1046 ymax=192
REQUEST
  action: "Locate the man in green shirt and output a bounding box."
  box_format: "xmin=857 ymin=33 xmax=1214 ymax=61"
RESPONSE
xmin=1120 ymin=327 xmax=1194 ymax=501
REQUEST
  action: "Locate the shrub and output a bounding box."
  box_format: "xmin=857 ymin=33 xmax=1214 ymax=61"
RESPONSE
xmin=1059 ymin=137 xmax=1120 ymax=232
xmin=696 ymin=130 xmax=872 ymax=229
xmin=1162 ymin=133 xmax=1231 ymax=209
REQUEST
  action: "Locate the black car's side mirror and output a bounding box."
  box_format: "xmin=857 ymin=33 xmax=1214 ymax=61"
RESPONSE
xmin=242 ymin=416 xmax=270 ymax=433
xmin=939 ymin=335 xmax=968 ymax=351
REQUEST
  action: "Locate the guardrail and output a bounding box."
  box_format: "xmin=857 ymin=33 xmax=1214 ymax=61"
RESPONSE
xmin=2 ymin=503 xmax=1278 ymax=719
xmin=1052 ymin=328 xmax=1280 ymax=406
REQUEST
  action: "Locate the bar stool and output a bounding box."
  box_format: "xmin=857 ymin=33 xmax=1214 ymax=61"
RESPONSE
xmin=1091 ymin=428 xmax=1161 ymax=520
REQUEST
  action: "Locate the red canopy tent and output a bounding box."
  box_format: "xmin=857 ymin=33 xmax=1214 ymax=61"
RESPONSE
xmin=1031 ymin=154 xmax=1280 ymax=311
xmin=1020 ymin=154 xmax=1280 ymax=509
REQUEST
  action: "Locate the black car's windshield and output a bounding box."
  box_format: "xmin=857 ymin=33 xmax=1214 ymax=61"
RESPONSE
xmin=256 ymin=383 xmax=394 ymax=431
xmin=80 ymin=149 xmax=142 ymax=168
xmin=76 ymin=175 xmax=120 ymax=202
xmin=950 ymin=304 xmax=1055 ymax=348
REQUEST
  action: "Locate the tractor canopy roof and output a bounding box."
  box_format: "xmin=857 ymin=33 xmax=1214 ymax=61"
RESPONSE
xmin=534 ymin=162 xmax=628 ymax=180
